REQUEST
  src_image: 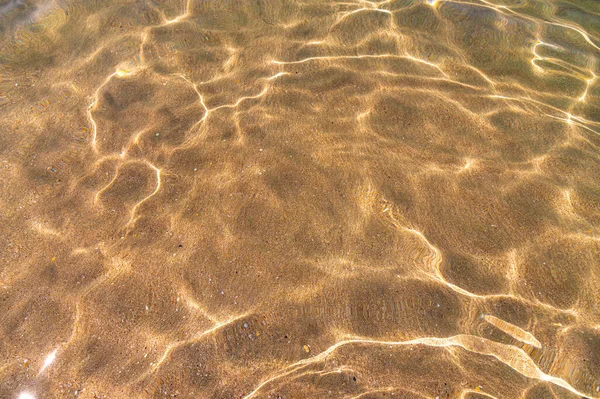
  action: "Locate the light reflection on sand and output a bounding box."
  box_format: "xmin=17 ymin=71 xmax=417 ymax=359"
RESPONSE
xmin=1 ymin=0 xmax=600 ymax=398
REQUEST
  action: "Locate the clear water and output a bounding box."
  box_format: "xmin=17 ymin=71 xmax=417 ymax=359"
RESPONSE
xmin=1 ymin=0 xmax=600 ymax=398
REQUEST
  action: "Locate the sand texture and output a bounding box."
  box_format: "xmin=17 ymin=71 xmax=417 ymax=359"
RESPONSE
xmin=1 ymin=0 xmax=600 ymax=398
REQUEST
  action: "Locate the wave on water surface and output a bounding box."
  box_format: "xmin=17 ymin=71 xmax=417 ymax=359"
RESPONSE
xmin=1 ymin=0 xmax=600 ymax=398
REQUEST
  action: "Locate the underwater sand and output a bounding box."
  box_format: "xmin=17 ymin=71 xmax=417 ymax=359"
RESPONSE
xmin=1 ymin=0 xmax=600 ymax=398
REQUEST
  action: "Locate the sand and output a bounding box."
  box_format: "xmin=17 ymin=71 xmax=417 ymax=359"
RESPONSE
xmin=1 ymin=0 xmax=600 ymax=398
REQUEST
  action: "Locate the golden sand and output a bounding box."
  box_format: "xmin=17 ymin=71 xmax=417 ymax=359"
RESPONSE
xmin=1 ymin=0 xmax=600 ymax=398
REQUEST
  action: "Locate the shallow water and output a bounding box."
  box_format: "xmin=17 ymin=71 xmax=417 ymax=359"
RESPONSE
xmin=1 ymin=0 xmax=600 ymax=398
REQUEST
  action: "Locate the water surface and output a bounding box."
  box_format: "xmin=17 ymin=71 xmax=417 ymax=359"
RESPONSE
xmin=1 ymin=0 xmax=600 ymax=398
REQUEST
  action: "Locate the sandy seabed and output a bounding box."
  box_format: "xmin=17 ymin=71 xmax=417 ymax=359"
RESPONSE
xmin=1 ymin=0 xmax=600 ymax=398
